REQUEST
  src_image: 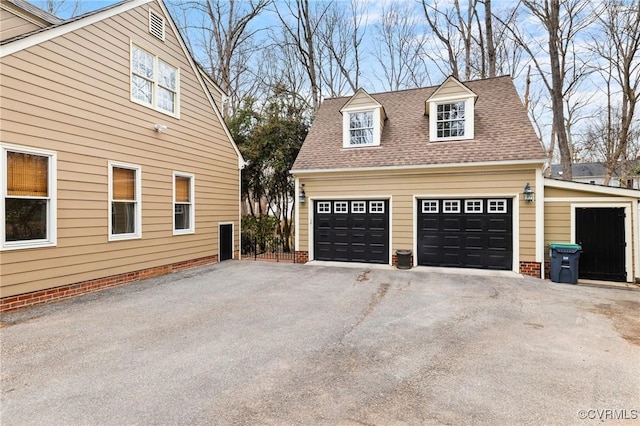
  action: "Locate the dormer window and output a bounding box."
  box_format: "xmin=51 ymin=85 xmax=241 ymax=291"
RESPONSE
xmin=349 ymin=111 xmax=374 ymax=145
xmin=341 ymin=89 xmax=386 ymax=148
xmin=426 ymin=76 xmax=477 ymax=142
xmin=436 ymin=101 xmax=465 ymax=138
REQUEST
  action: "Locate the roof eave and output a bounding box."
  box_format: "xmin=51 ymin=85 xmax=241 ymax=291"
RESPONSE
xmin=291 ymin=158 xmax=546 ymax=175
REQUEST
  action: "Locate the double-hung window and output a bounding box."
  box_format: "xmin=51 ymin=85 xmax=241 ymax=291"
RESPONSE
xmin=109 ymin=162 xmax=141 ymax=240
xmin=131 ymin=43 xmax=179 ymax=116
xmin=436 ymin=102 xmax=465 ymax=138
xmin=173 ymin=172 xmax=194 ymax=234
xmin=349 ymin=111 xmax=374 ymax=146
xmin=2 ymin=145 xmax=56 ymax=250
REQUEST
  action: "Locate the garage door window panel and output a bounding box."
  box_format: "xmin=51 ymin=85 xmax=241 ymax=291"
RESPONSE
xmin=334 ymin=201 xmax=348 ymax=213
xmin=351 ymin=201 xmax=366 ymax=213
xmin=465 ymin=200 xmax=482 ymax=213
xmin=488 ymin=199 xmax=507 ymax=213
xmin=370 ymin=201 xmax=385 ymax=213
xmin=443 ymin=200 xmax=460 ymax=213
xmin=317 ymin=202 xmax=331 ymax=213
xmin=422 ymin=200 xmax=439 ymax=213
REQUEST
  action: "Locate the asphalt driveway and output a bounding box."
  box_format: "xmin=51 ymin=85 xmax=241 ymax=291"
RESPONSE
xmin=1 ymin=261 xmax=639 ymax=425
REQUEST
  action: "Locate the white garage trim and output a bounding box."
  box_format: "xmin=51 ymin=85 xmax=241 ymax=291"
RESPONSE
xmin=536 ymin=168 xmax=545 ymax=278
xmin=570 ymin=203 xmax=633 ymax=282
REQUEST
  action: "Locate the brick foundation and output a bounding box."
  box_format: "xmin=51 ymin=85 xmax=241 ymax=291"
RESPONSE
xmin=0 ymin=255 xmax=218 ymax=313
xmin=294 ymin=251 xmax=309 ymax=263
xmin=392 ymin=254 xmax=414 ymax=268
xmin=519 ymin=261 xmax=542 ymax=278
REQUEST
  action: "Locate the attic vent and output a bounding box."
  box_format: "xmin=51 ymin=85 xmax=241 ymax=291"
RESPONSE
xmin=149 ymin=9 xmax=165 ymax=41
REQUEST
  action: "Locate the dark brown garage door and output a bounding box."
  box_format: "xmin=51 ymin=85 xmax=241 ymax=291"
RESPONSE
xmin=417 ymin=198 xmax=513 ymax=270
xmin=314 ymin=200 xmax=389 ymax=264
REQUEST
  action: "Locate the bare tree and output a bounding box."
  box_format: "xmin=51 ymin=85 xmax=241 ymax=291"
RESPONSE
xmin=275 ymin=0 xmax=333 ymax=112
xmin=499 ymin=0 xmax=594 ymax=180
xmin=588 ymin=0 xmax=640 ymax=186
xmin=171 ymin=0 xmax=270 ymax=118
xmin=316 ymin=0 xmax=366 ymax=96
xmin=421 ymin=0 xmax=520 ymax=80
xmin=373 ymin=1 xmax=428 ymax=91
xmin=421 ymin=0 xmax=463 ymax=79
xmin=43 ymin=0 xmax=84 ymax=17
xmin=484 ymin=0 xmax=496 ymax=77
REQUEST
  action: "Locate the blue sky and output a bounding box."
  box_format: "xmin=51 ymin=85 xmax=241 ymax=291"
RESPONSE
xmin=27 ymin=0 xmax=628 ymax=161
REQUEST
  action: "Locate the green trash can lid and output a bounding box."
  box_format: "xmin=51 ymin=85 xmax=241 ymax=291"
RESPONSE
xmin=549 ymin=242 xmax=582 ymax=250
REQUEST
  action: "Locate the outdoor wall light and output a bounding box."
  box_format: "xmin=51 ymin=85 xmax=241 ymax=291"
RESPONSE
xmin=154 ymin=124 xmax=168 ymax=132
xmin=523 ymin=182 xmax=535 ymax=203
xmin=299 ymin=184 xmax=306 ymax=204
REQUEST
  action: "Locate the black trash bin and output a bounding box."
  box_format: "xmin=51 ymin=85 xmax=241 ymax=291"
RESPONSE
xmin=549 ymin=243 xmax=582 ymax=284
xmin=396 ymin=250 xmax=412 ymax=269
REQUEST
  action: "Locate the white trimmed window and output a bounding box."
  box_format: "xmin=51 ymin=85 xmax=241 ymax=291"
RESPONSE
xmin=334 ymin=201 xmax=348 ymax=213
xmin=351 ymin=201 xmax=366 ymax=213
xmin=342 ymin=107 xmax=382 ymax=148
xmin=173 ymin=172 xmax=194 ymax=234
xmin=349 ymin=111 xmax=373 ymax=145
xmin=1 ymin=145 xmax=56 ymax=250
xmin=465 ymin=199 xmax=483 ymax=213
xmin=317 ymin=202 xmax=331 ymax=213
xmin=436 ymin=102 xmax=465 ymax=138
xmin=428 ymin=97 xmax=475 ymax=142
xmin=369 ymin=201 xmax=385 ymax=213
xmin=488 ymin=199 xmax=507 ymax=213
xmin=131 ymin=43 xmax=179 ymax=116
xmin=422 ymin=200 xmax=438 ymax=213
xmin=109 ymin=162 xmax=141 ymax=240
xmin=443 ymin=200 xmax=460 ymax=213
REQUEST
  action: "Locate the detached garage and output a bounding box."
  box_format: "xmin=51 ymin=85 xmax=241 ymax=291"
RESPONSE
xmin=291 ymin=75 xmax=640 ymax=283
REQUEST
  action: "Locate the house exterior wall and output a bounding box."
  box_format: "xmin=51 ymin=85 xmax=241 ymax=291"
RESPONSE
xmin=0 ymin=7 xmax=42 ymax=40
xmin=544 ymin=185 xmax=639 ymax=281
xmin=296 ymin=164 xmax=539 ymax=270
xmin=0 ymin=1 xmax=240 ymax=299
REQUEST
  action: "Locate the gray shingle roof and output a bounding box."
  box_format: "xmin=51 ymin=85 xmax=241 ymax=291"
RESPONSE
xmin=5 ymin=0 xmax=63 ymax=24
xmin=292 ymin=75 xmax=546 ymax=172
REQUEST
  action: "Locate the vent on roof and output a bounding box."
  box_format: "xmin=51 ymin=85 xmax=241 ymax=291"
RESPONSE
xmin=149 ymin=9 xmax=165 ymax=41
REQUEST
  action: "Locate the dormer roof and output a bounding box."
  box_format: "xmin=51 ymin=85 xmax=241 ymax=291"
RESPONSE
xmin=340 ymin=88 xmax=387 ymax=120
xmin=292 ymin=75 xmax=546 ymax=173
xmin=427 ymin=75 xmax=478 ymax=102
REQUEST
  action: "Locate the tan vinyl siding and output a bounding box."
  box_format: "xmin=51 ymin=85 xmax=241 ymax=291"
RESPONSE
xmin=296 ymin=165 xmax=538 ymax=263
xmin=544 ymin=187 xmax=638 ymax=278
xmin=0 ymin=8 xmax=42 ymax=40
xmin=430 ymin=79 xmax=471 ymax=99
xmin=344 ymin=91 xmax=376 ymax=109
xmin=0 ymin=1 xmax=240 ymax=297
